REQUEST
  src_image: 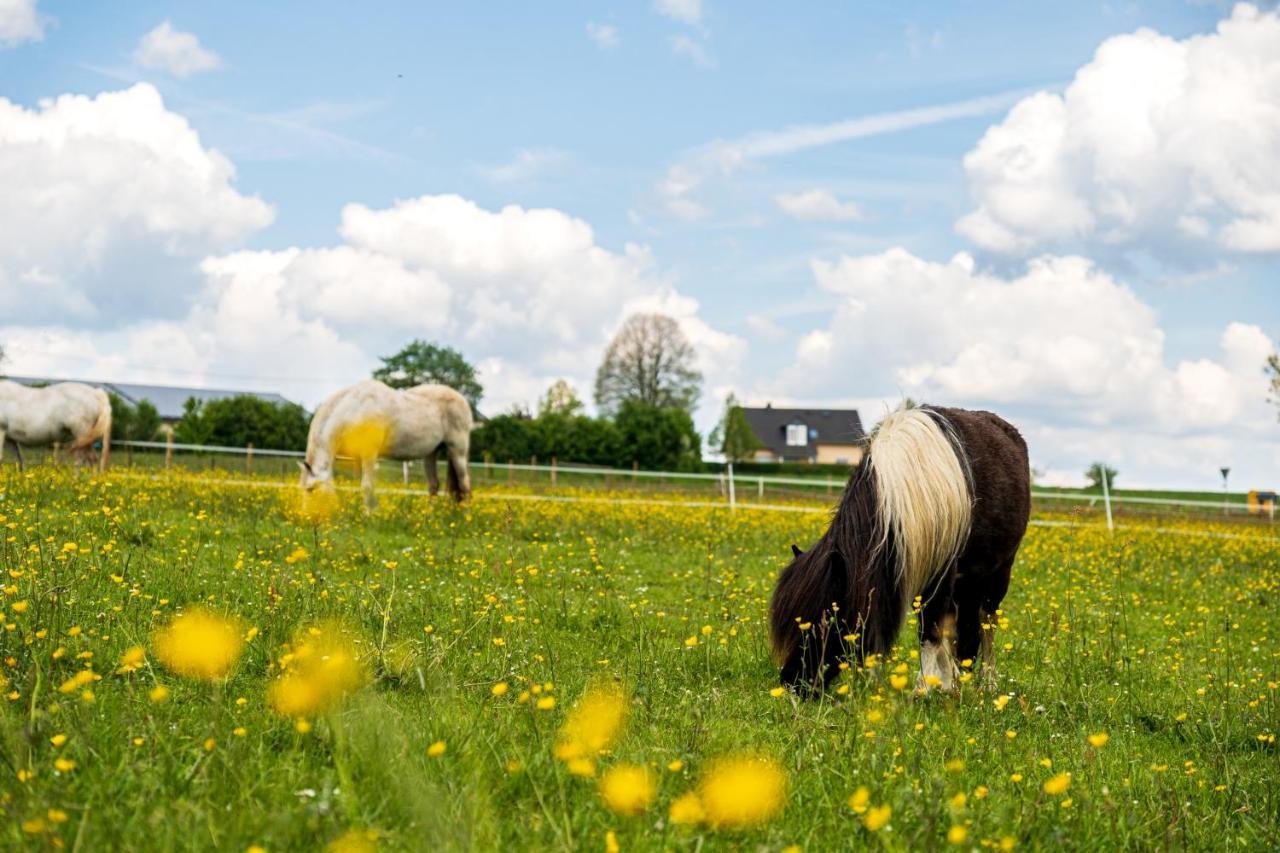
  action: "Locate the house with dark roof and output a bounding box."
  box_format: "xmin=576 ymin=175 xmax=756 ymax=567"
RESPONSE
xmin=6 ymin=376 xmax=294 ymax=424
xmin=740 ymin=405 xmax=866 ymax=465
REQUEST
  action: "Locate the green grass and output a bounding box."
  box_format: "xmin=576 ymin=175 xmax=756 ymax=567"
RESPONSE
xmin=1 ymin=468 xmax=1277 ymax=851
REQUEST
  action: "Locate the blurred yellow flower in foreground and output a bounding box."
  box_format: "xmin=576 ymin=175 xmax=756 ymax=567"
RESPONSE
xmin=669 ymin=791 xmax=706 ymax=825
xmin=153 ymin=610 xmax=244 ymax=681
xmin=697 ymin=754 xmax=787 ymax=829
xmin=326 ymin=828 xmax=380 ymax=853
xmin=553 ymin=681 xmax=628 ymax=763
xmin=336 ymin=418 xmax=390 ymax=461
xmin=1087 ymin=732 xmax=1110 ymax=748
xmin=863 ymin=804 xmax=892 ymax=832
xmin=283 ymin=487 xmax=341 ymax=525
xmin=599 ymin=763 xmax=656 ymax=815
xmin=268 ymin=624 xmax=368 ymax=719
xmin=1043 ymin=772 xmax=1072 ymax=796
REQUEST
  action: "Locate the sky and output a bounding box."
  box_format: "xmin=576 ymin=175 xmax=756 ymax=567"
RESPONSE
xmin=1 ymin=0 xmax=1277 ymax=490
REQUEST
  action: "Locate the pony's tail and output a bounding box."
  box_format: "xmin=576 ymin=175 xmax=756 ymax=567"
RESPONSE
xmin=869 ymin=406 xmax=972 ymax=605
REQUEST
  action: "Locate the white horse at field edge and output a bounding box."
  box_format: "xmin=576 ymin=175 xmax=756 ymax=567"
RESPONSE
xmin=299 ymin=379 xmax=473 ymax=508
xmin=0 ymin=380 xmax=112 ymax=471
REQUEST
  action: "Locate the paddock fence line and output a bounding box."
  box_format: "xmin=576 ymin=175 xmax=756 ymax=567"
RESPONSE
xmin=85 ymin=469 xmax=1280 ymax=546
xmin=18 ymin=438 xmax=1273 ymax=526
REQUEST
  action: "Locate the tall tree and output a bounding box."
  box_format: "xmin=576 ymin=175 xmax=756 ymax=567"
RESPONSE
xmin=1085 ymin=462 xmax=1117 ymax=491
xmin=1268 ymin=352 xmax=1279 ymax=419
xmin=538 ymin=379 xmax=584 ymax=417
xmin=374 ymin=340 xmax=483 ymax=407
xmin=594 ymin=313 xmax=702 ymax=416
xmin=708 ymin=393 xmax=762 ymax=462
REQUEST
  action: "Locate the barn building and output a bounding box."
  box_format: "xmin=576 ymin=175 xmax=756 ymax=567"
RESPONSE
xmin=5 ymin=376 xmax=294 ymax=426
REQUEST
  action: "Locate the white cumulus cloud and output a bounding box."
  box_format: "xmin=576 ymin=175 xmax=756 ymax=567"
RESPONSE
xmin=762 ymin=247 xmax=1278 ymax=488
xmin=654 ymin=0 xmax=702 ymax=25
xmin=957 ymin=4 xmax=1280 ymax=258
xmin=0 ymin=0 xmax=43 ymax=46
xmin=586 ymin=22 xmax=619 ymax=50
xmin=134 ymin=21 xmax=223 ymax=77
xmin=775 ymin=189 xmax=864 ymax=222
xmin=0 ymin=84 xmax=273 ymax=323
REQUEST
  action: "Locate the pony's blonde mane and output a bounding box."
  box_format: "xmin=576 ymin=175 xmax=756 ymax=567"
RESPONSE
xmin=869 ymin=406 xmax=973 ymax=605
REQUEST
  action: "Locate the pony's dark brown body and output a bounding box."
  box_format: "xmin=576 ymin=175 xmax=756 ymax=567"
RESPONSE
xmin=770 ymin=406 xmax=1030 ymax=690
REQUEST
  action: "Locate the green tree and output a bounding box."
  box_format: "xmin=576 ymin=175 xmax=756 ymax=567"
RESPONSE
xmin=614 ymin=400 xmax=703 ymax=471
xmin=708 ymin=393 xmax=761 ymax=462
xmin=108 ymin=393 xmax=161 ymax=442
xmin=1085 ymin=462 xmax=1117 ymax=491
xmin=594 ymin=313 xmax=702 ymax=416
xmin=175 ymin=396 xmax=310 ymax=451
xmin=374 ymin=340 xmax=483 ymax=407
xmin=538 ymin=379 xmax=584 ymax=417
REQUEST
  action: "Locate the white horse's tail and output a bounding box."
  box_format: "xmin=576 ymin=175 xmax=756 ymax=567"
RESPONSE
xmin=869 ymin=406 xmax=972 ymax=605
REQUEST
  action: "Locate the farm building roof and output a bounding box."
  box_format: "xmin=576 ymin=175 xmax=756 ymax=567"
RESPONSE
xmin=740 ymin=405 xmax=866 ymax=461
xmin=4 ymin=376 xmax=295 ymax=422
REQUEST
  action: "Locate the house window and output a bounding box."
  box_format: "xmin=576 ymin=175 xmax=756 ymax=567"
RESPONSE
xmin=786 ymin=424 xmax=808 ymax=446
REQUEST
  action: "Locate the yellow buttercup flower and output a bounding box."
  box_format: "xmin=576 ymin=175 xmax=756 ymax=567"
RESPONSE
xmin=1043 ymin=772 xmax=1072 ymax=796
xmin=599 ymin=763 xmax=656 ymax=816
xmin=336 ymin=418 xmax=390 ymax=461
xmin=326 ymin=829 xmax=380 ymax=853
xmin=152 ymin=610 xmax=244 ymax=681
xmin=697 ymin=754 xmax=787 ymax=829
xmin=427 ymin=740 xmax=447 ymax=757
xmin=668 ymin=791 xmax=706 ymax=825
xmin=553 ymin=681 xmax=628 ymax=763
xmin=848 ymin=785 xmax=870 ymax=813
xmin=1088 ymin=732 xmax=1110 ymax=748
xmin=267 ymin=624 xmax=368 ymax=719
xmin=863 ymin=804 xmax=892 ymax=832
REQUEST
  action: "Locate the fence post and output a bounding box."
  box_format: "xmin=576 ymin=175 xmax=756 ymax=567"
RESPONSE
xmin=507 ymin=461 xmax=513 ymax=484
xmin=758 ymin=476 xmax=764 ymax=501
xmin=402 ymin=460 xmax=410 ymax=485
xmin=727 ymin=461 xmax=736 ymax=511
xmin=551 ymin=456 xmax=557 ymax=487
xmin=485 ymin=452 xmax=492 ymax=478
xmin=246 ymin=442 xmax=254 ymax=475
xmin=126 ymin=442 xmax=134 ymax=468
xmin=827 ymin=475 xmax=832 ymax=497
xmin=1101 ymin=467 xmax=1114 ymax=532
xmin=165 ymin=433 xmax=173 ymax=470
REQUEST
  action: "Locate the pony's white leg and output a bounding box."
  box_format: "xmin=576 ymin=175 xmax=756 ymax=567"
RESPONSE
xmin=446 ymin=445 xmax=471 ymax=501
xmin=360 ymin=458 xmax=378 ymax=513
xmin=425 ymin=452 xmax=440 ymax=497
xmin=917 ymin=637 xmax=957 ymax=691
xmin=0 ymin=428 xmax=6 ymax=466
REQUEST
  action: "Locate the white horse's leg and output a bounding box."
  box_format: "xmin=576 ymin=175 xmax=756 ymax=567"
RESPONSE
xmin=13 ymin=441 xmax=24 ymax=471
xmin=360 ymin=457 xmax=378 ymax=513
xmin=425 ymin=451 xmax=440 ymax=497
xmin=446 ymin=445 xmax=471 ymax=502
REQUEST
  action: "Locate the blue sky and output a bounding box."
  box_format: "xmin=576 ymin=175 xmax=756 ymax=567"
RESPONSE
xmin=1 ymin=1 xmax=1277 ymax=488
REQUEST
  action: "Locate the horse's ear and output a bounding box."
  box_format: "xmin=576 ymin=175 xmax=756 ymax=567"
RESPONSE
xmin=791 ymin=543 xmax=803 ymax=558
xmin=297 ymin=460 xmax=314 ymax=475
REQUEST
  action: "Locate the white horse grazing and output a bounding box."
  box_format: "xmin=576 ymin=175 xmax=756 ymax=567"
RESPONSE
xmin=0 ymin=381 xmax=113 ymax=471
xmin=300 ymin=380 xmax=473 ymax=508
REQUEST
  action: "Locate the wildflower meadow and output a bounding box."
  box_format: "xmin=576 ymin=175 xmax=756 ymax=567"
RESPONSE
xmin=0 ymin=466 xmax=1276 ymax=850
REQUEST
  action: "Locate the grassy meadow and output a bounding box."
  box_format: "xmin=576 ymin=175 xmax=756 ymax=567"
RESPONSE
xmin=0 ymin=466 xmax=1277 ymax=851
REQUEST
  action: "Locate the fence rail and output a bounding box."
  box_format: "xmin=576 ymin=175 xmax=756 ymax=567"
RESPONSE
xmin=78 ymin=438 xmax=1273 ymax=525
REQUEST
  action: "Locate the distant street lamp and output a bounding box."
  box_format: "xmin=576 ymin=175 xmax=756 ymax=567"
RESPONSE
xmin=1220 ymin=467 xmax=1230 ymax=515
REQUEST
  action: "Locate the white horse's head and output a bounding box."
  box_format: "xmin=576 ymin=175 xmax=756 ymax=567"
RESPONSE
xmin=297 ymin=458 xmax=335 ymax=491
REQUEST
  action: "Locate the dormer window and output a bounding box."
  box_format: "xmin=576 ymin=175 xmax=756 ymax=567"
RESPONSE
xmin=785 ymin=423 xmax=808 ymax=446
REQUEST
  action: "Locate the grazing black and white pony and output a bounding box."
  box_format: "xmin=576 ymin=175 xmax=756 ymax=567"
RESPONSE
xmin=770 ymin=405 xmax=1030 ymax=692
